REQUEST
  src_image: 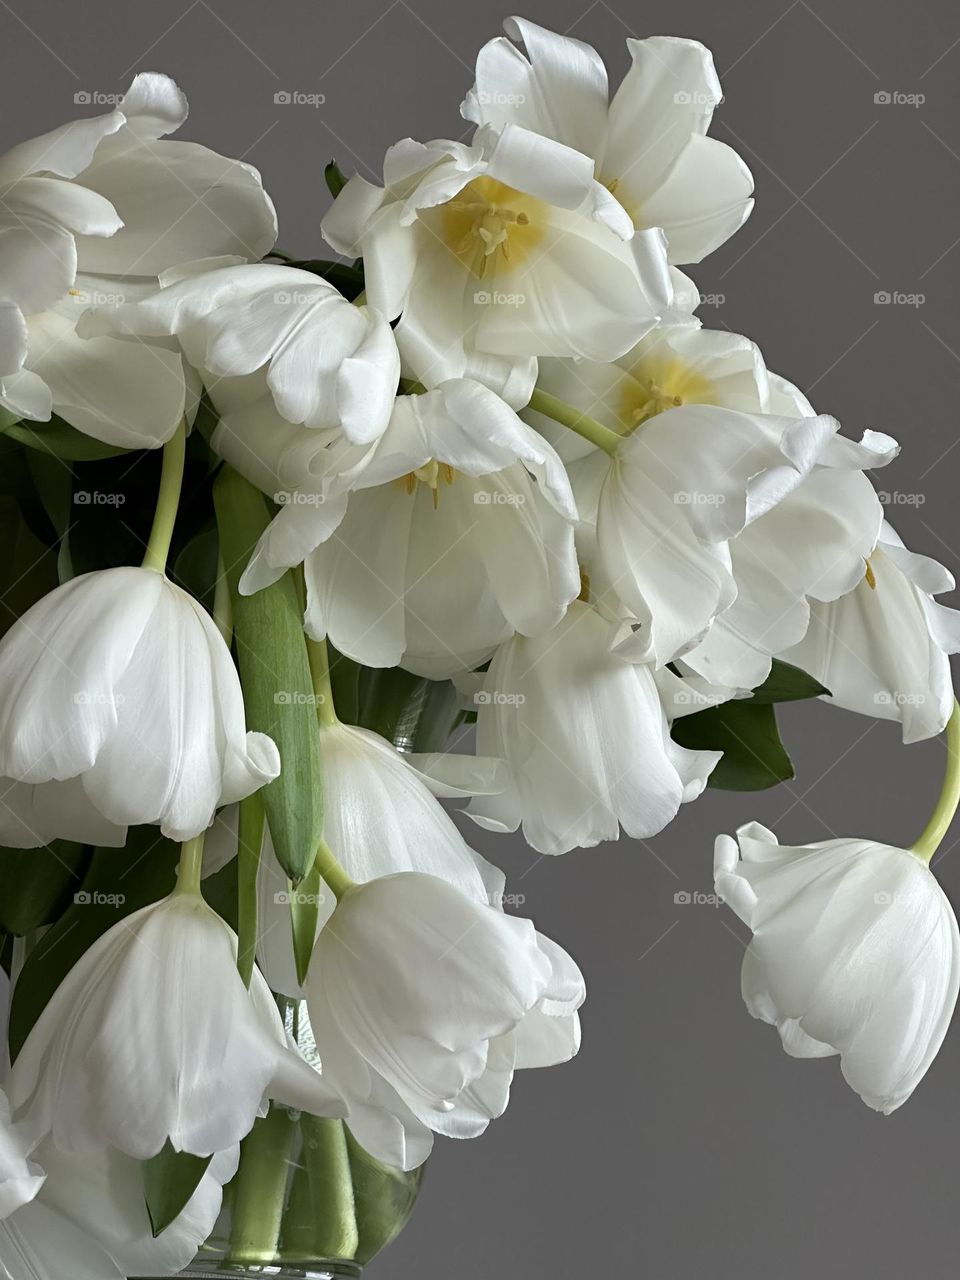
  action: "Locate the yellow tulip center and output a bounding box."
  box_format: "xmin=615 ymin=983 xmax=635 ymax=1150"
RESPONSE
xmin=397 ymin=460 xmax=457 ymax=509
xmin=437 ymin=177 xmax=545 ymax=279
xmin=617 ymin=354 xmax=716 ymax=433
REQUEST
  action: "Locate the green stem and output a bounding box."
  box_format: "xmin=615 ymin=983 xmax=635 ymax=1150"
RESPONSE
xmin=226 ymin=1106 xmax=297 ymax=1266
xmin=175 ymin=834 xmax=205 ymax=897
xmin=213 ymin=553 xmax=233 ymax=646
xmin=141 ymin=418 xmax=187 ymax=572
xmin=307 ymin=636 xmax=338 ymax=726
xmin=912 ymin=700 xmax=960 ymax=863
xmin=282 ymin=1117 xmax=359 ymax=1262
xmin=237 ymin=790 xmax=265 ymax=987
xmin=316 ymin=837 xmax=354 ymax=901
xmin=527 ymin=387 xmax=621 ymax=456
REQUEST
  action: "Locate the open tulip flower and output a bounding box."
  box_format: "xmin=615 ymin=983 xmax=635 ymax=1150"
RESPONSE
xmin=0 ymin=9 xmax=957 ymax=1279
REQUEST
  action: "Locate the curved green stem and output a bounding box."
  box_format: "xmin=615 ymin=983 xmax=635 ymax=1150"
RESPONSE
xmin=142 ymin=418 xmax=187 ymax=572
xmin=307 ymin=636 xmax=338 ymax=727
xmin=316 ymin=837 xmax=354 ymax=901
xmin=175 ymin=833 xmax=205 ymax=897
xmin=527 ymin=387 xmax=622 ymax=457
xmin=912 ymin=700 xmax=960 ymax=863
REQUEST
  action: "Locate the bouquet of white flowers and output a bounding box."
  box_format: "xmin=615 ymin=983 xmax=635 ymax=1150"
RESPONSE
xmin=0 ymin=16 xmax=957 ymax=1279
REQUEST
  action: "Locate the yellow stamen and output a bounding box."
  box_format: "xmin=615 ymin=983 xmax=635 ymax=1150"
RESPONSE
xmin=864 ymin=559 xmax=878 ymax=590
xmin=437 ymin=177 xmax=544 ymax=279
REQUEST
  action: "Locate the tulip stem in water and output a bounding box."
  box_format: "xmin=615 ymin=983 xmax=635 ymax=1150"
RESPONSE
xmin=307 ymin=636 xmax=338 ymax=727
xmin=226 ymin=1106 xmax=297 ymax=1266
xmin=142 ymin=417 xmax=188 ymax=573
xmin=527 ymin=387 xmax=622 ymax=457
xmin=912 ymin=700 xmax=960 ymax=863
xmin=176 ymin=833 xmax=205 ymax=896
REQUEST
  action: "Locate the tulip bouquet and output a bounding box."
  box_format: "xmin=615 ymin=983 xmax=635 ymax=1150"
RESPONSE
xmin=0 ymin=14 xmax=958 ymax=1280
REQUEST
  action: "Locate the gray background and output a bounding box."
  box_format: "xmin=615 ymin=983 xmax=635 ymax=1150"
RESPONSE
xmin=6 ymin=1 xmax=960 ymax=1275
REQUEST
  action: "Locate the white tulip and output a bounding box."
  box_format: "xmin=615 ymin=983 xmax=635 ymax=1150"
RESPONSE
xmin=526 ymin=321 xmax=773 ymax=464
xmin=0 ymin=566 xmax=280 ymax=845
xmin=1 ymin=72 xmax=276 ymax=446
xmin=210 ymin=721 xmax=510 ymax=998
xmin=463 ymin=19 xmax=754 ymax=265
xmin=34 ymin=1140 xmax=238 ymax=1277
xmin=86 ymin=261 xmax=400 ymax=445
xmin=322 ymin=122 xmax=671 ymax=393
xmin=680 ymin=431 xmax=898 ymax=689
xmin=0 ymin=1091 xmax=43 ymax=1219
xmin=307 ymin=873 xmax=584 ymax=1170
xmin=782 ymin=522 xmax=960 ymax=742
xmin=548 ymin=345 xmax=898 ymax=689
xmin=465 ymin=601 xmax=720 ymax=853
xmin=715 ymin=823 xmax=960 ymax=1113
xmin=7 ymin=892 xmax=346 ymax=1159
xmin=213 ymin=378 xmax=580 ymax=676
xmin=594 ymin=404 xmax=842 ymax=668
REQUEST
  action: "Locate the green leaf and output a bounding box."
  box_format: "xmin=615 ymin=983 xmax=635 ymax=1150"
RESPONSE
xmin=346 ymin=1127 xmax=423 ymax=1264
xmin=746 ymin=659 xmax=830 ymax=704
xmin=672 ymin=700 xmax=795 ymax=791
xmin=324 ymin=159 xmax=348 ymax=198
xmin=290 ymin=861 xmax=324 ymax=987
xmin=3 ymin=417 xmax=129 ymax=461
xmin=8 ymin=827 xmax=180 ymax=1059
xmin=213 ymin=467 xmax=323 ymax=885
xmin=0 ymin=842 xmax=90 ymax=935
xmin=143 ymin=1144 xmax=212 ymax=1237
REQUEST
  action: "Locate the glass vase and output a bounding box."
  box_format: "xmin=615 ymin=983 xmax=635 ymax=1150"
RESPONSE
xmin=147 ymin=1002 xmax=423 ymax=1278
